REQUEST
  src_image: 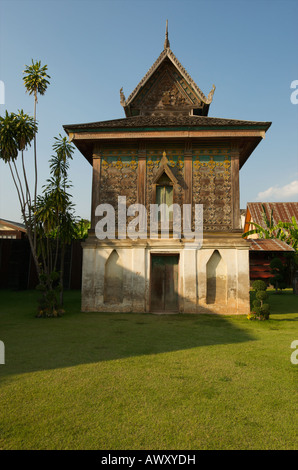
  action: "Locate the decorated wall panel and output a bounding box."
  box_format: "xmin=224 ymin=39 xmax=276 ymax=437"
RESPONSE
xmin=100 ymin=146 xmax=139 ymax=226
xmin=98 ymin=142 xmax=233 ymax=234
xmin=192 ymin=144 xmax=232 ymax=231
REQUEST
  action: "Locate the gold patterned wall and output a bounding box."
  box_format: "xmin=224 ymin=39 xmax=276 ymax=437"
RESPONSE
xmin=100 ymin=146 xmax=139 ymax=226
xmin=192 ymin=145 xmax=232 ymax=231
xmin=98 ymin=143 xmax=232 ymax=233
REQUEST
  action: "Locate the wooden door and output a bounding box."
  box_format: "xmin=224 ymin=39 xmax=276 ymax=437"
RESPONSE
xmin=150 ymin=255 xmax=179 ymax=312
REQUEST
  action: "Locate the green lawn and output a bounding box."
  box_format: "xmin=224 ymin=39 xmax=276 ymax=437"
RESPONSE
xmin=0 ymin=289 xmax=297 ymax=450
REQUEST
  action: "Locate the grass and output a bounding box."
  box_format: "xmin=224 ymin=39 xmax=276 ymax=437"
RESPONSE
xmin=0 ymin=289 xmax=297 ymax=450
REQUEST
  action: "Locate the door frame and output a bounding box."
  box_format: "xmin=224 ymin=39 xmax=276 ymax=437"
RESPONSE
xmin=149 ymin=252 xmax=180 ymax=313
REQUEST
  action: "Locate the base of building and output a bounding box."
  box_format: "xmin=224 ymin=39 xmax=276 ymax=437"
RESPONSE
xmin=80 ymin=232 xmax=250 ymax=315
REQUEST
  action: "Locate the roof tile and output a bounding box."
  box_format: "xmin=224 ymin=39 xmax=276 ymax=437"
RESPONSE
xmin=64 ymin=115 xmax=271 ymax=131
xmin=249 ymin=239 xmax=294 ymax=251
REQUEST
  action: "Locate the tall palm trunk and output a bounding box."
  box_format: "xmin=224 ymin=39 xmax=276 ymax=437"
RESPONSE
xmin=8 ymin=161 xmax=41 ymax=278
xmin=59 ymin=243 xmax=65 ymax=307
xmin=33 ymin=90 xmax=38 ymax=254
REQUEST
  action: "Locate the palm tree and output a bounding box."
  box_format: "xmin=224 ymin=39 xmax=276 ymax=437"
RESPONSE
xmin=23 ymin=60 xmax=50 ymax=121
xmin=23 ymin=60 xmax=50 ymax=250
xmin=15 ymin=109 xmax=37 ymax=210
xmin=0 ymin=109 xmax=37 ymax=211
xmin=0 ymin=110 xmax=40 ymax=274
xmin=52 ymin=134 xmax=74 ymax=165
xmin=0 ymin=111 xmax=19 ymax=162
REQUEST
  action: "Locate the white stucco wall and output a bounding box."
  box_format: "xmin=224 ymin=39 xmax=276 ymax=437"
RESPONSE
xmin=81 ymin=234 xmax=250 ymax=315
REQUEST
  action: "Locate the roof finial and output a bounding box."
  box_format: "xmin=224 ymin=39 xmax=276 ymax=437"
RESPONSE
xmin=120 ymin=87 xmax=126 ymax=107
xmin=164 ymin=19 xmax=170 ymax=49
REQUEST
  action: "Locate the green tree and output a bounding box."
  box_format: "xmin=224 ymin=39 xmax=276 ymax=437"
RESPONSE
xmin=0 ymin=110 xmax=40 ymax=275
xmin=23 ymin=60 xmax=51 ymax=113
xmin=35 ymin=135 xmax=75 ymax=314
xmin=1 ymin=60 xmax=50 ymax=278
xmin=249 ymin=280 xmax=270 ymax=320
xmin=23 ymin=60 xmax=50 ymax=251
xmin=74 ymin=218 xmax=91 ymax=240
xmin=1 ymin=61 xmax=79 ymax=316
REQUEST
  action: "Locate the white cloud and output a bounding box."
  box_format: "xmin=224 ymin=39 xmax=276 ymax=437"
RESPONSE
xmin=256 ymin=180 xmax=298 ymax=201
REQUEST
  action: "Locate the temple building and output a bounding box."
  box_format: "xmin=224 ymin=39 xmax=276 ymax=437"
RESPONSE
xmin=64 ymin=27 xmax=271 ymax=314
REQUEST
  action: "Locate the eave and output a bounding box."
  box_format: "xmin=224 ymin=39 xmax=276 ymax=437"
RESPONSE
xmin=64 ymin=124 xmax=270 ymax=169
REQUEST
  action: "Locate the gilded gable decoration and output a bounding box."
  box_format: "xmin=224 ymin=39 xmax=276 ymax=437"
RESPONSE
xmin=152 ymin=151 xmax=178 ymax=185
xmin=121 ymin=37 xmax=216 ymax=117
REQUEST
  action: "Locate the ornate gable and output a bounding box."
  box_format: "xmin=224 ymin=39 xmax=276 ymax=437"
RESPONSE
xmin=120 ymin=26 xmax=215 ymax=118
xmin=128 ymin=59 xmax=202 ymax=117
xmin=152 ymin=151 xmax=179 ymax=184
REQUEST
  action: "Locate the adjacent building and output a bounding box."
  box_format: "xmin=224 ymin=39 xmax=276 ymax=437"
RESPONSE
xmin=244 ymin=202 xmax=297 ymax=281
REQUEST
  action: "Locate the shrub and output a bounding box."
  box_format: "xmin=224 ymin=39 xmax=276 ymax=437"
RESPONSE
xmin=260 ymin=304 xmax=270 ymax=320
xmin=256 ymin=290 xmax=268 ymax=302
xmin=249 ymin=280 xmax=270 ymax=320
xmin=252 ymin=280 xmax=267 ymax=292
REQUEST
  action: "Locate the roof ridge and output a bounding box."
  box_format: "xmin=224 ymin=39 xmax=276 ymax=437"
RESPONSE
xmin=125 ymin=49 xmax=167 ymax=105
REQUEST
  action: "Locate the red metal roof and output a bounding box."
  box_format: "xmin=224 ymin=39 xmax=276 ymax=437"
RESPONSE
xmin=248 ymin=239 xmax=294 ymax=251
xmin=247 ymin=202 xmax=298 ymax=228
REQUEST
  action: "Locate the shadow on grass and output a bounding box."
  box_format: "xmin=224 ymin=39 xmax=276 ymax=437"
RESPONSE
xmin=0 ymin=290 xmax=257 ymax=379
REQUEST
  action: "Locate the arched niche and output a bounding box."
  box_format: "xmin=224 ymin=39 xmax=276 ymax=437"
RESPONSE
xmin=206 ymin=250 xmax=227 ymax=304
xmin=104 ymin=250 xmax=123 ymax=304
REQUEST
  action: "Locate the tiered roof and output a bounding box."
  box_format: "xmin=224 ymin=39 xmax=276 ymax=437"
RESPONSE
xmin=63 ymin=23 xmax=271 ymax=167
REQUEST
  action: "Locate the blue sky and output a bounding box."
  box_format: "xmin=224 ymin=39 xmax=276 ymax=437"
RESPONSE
xmin=0 ymin=0 xmax=297 ymax=223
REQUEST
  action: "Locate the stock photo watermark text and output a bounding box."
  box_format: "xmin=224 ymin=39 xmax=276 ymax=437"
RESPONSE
xmin=290 ymin=340 xmax=298 ymax=364
xmin=290 ymin=80 xmax=298 ymax=104
xmin=0 ymin=340 xmax=5 ymax=364
xmin=95 ymin=197 xmax=203 ymax=249
xmin=0 ymin=80 xmax=4 ymax=105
